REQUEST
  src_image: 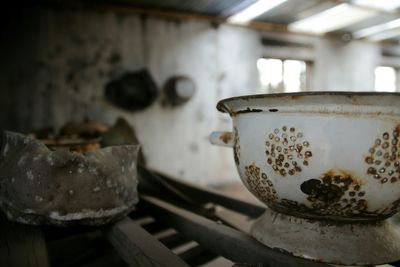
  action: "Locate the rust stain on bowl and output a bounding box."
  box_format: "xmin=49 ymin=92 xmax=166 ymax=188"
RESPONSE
xmin=365 ymin=125 xmax=400 ymax=184
xmin=219 ymin=132 xmax=233 ymax=144
xmin=231 ymin=107 xmax=263 ymax=117
xmin=243 ymin=165 xmax=392 ymax=221
xmin=322 ymin=169 xmax=366 ymax=185
xmin=265 ymin=126 xmax=312 ymax=176
xmin=244 ymin=163 xmax=277 ymax=205
xmin=293 ymin=169 xmax=381 ymax=219
xmin=290 ymin=95 xmax=303 ymax=100
xmin=301 ymin=170 xmax=363 ymax=205
xmin=233 ymin=127 xmax=240 ymax=165
xmin=392 ymin=198 xmax=400 ymax=212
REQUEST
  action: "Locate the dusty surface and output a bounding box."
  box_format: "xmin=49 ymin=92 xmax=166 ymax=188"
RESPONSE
xmin=0 ymin=131 xmax=140 ymax=226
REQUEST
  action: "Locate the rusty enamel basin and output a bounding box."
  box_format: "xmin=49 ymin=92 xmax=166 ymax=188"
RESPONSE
xmin=210 ymin=92 xmax=400 ymax=265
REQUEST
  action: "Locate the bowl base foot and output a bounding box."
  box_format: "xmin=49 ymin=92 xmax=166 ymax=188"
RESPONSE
xmin=250 ymin=208 xmax=400 ymax=265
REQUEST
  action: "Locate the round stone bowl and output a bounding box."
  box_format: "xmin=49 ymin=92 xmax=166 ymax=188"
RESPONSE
xmin=0 ymin=131 xmax=140 ymax=226
xmin=210 ymin=92 xmax=400 ymax=265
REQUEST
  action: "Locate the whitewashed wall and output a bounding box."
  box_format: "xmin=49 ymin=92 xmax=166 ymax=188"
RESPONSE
xmin=1 ymin=7 xmax=398 ymax=185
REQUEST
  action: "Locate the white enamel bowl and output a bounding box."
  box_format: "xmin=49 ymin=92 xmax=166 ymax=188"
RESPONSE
xmin=211 ymin=92 xmax=400 ymax=222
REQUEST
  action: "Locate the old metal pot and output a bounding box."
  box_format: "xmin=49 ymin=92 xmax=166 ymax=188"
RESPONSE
xmin=210 ymin=92 xmax=400 ymax=265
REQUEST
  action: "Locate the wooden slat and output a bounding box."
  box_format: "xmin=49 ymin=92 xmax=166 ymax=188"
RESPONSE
xmin=77 ymin=252 xmax=128 ymax=267
xmin=213 ymin=206 xmax=254 ymax=233
xmin=178 ymin=245 xmax=218 ymax=266
xmin=0 ymin=215 xmax=49 ymax=267
xmin=141 ymin=195 xmax=331 ymax=267
xmin=32 ymin=1 xmax=290 ymax=35
xmin=138 ymin=166 xmax=265 ymax=218
xmin=105 ymin=217 xmax=190 ymax=267
xmin=42 ymin=225 xmax=97 ymax=242
xmin=46 ymin=230 xmax=114 ymax=267
xmin=158 ymin=231 xmax=191 ymax=249
xmin=140 ymin=220 xmax=169 ymax=234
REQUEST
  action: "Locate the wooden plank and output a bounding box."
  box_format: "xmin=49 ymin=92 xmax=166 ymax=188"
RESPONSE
xmin=158 ymin=231 xmax=191 ymax=249
xmin=178 ymin=245 xmax=218 ymax=266
xmin=141 ymin=195 xmax=331 ymax=267
xmin=77 ymin=252 xmax=128 ymax=267
xmin=213 ymin=206 xmax=254 ymax=233
xmin=42 ymin=225 xmax=97 ymax=242
xmin=138 ymin=166 xmax=265 ymax=218
xmin=105 ymin=217 xmax=190 ymax=267
xmin=33 ymin=2 xmax=289 ymax=34
xmin=46 ymin=230 xmax=113 ymax=267
xmin=140 ymin=220 xmax=169 ymax=234
xmin=0 ymin=215 xmax=49 ymax=267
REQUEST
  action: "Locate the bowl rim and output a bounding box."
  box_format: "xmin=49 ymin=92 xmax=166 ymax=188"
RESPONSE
xmin=217 ymin=91 xmax=400 ymax=114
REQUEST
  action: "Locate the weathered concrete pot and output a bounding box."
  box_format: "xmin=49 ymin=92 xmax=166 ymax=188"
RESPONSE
xmin=211 ymin=92 xmax=400 ymax=265
xmin=0 ymin=131 xmax=139 ymax=226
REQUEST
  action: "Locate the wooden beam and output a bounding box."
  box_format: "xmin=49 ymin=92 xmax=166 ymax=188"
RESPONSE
xmin=141 ymin=195 xmax=331 ymax=267
xmin=178 ymin=245 xmax=218 ymax=266
xmin=32 ymin=0 xmax=400 ymax=43
xmin=33 ymin=1 xmax=290 ymax=34
xmin=0 ymin=215 xmax=49 ymax=267
xmin=139 ymin=166 xmax=266 ymax=218
xmin=105 ymin=217 xmax=190 ymax=267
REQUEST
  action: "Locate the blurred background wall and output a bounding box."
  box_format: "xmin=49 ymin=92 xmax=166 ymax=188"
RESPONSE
xmin=0 ymin=6 xmax=399 ymax=184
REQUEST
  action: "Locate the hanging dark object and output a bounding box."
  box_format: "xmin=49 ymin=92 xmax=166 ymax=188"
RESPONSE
xmin=162 ymin=76 xmax=196 ymax=107
xmin=104 ymin=69 xmax=158 ymax=111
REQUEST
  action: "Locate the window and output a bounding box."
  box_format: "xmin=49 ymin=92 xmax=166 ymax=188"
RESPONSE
xmin=375 ymin=66 xmax=397 ymax=92
xmin=257 ymin=58 xmax=308 ymax=93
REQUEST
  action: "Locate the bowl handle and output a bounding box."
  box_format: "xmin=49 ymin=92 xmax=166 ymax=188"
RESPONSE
xmin=209 ymin=131 xmax=234 ymax=147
